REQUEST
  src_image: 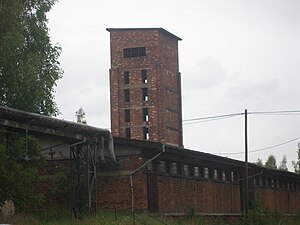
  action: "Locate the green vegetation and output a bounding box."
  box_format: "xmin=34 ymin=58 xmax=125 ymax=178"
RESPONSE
xmin=1 ymin=207 xmax=300 ymax=225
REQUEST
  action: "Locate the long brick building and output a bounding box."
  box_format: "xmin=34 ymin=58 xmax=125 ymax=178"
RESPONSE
xmin=1 ymin=28 xmax=300 ymax=217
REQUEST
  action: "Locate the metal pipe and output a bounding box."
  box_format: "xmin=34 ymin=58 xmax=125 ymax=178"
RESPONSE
xmin=129 ymin=145 xmax=165 ymax=221
xmin=107 ymin=133 xmax=117 ymax=163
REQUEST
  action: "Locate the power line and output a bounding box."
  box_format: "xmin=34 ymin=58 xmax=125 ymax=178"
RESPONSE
xmin=221 ymin=136 xmax=300 ymax=155
xmin=182 ymin=110 xmax=300 ymax=126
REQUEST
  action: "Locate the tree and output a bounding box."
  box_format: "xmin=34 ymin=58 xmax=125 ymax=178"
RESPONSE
xmin=0 ymin=0 xmax=60 ymax=209
xmin=0 ymin=0 xmax=63 ymax=116
xmin=75 ymin=106 xmax=87 ymax=124
xmin=0 ymin=129 xmax=44 ymax=209
xmin=255 ymin=158 xmax=263 ymax=167
xmin=278 ymin=155 xmax=288 ymax=171
xmin=265 ymin=155 xmax=277 ymax=169
xmin=292 ymin=143 xmax=300 ymax=174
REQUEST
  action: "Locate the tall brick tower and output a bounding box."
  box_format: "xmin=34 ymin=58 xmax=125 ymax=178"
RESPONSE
xmin=107 ymin=28 xmax=183 ymax=147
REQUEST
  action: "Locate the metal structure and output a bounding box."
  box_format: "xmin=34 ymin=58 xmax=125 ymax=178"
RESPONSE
xmin=70 ymin=141 xmax=97 ymax=218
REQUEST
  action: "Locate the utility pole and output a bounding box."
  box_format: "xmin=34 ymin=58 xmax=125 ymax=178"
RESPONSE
xmin=245 ymin=109 xmax=249 ymax=214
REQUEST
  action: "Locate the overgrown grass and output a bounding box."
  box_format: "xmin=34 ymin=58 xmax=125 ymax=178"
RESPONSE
xmin=1 ymin=207 xmax=300 ymax=225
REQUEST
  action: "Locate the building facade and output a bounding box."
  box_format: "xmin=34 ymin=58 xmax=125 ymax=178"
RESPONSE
xmin=107 ymin=28 xmax=183 ymax=147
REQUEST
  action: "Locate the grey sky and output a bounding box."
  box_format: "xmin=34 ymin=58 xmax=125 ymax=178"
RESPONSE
xmin=48 ymin=0 xmax=300 ymax=168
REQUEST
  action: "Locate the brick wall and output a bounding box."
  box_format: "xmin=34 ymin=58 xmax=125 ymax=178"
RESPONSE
xmin=254 ymin=188 xmax=300 ymax=213
xmin=152 ymin=175 xmax=241 ymax=213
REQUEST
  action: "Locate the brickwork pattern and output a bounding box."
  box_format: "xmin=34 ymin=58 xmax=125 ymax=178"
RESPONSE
xmin=108 ymin=29 xmax=183 ymax=146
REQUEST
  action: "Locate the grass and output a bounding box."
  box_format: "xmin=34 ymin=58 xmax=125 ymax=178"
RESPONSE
xmin=1 ymin=207 xmax=300 ymax=225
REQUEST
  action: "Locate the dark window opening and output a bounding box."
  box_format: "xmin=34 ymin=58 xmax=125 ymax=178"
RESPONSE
xmin=124 ymin=109 xmax=130 ymax=122
xmin=142 ymin=108 xmax=149 ymax=122
xmin=125 ymin=127 xmax=131 ymax=139
xmin=142 ymin=88 xmax=148 ymax=101
xmin=124 ymin=71 xmax=129 ymax=84
xmin=143 ymin=127 xmax=149 ymax=140
xmin=141 ymin=69 xmax=148 ymax=83
xmin=124 ymin=89 xmax=130 ymax=102
xmin=123 ymin=47 xmax=146 ymax=58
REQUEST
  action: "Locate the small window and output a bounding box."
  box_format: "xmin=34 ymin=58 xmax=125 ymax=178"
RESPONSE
xmin=124 ymin=89 xmax=130 ymax=102
xmin=171 ymin=162 xmax=177 ymax=175
xmin=123 ymin=47 xmax=146 ymax=58
xmin=125 ymin=127 xmax=131 ymax=139
xmin=204 ymin=167 xmax=209 ymax=179
xmin=142 ymin=108 xmax=149 ymax=122
xmin=213 ymin=169 xmax=218 ymax=180
xmin=147 ymin=161 xmax=153 ymax=171
xmin=141 ymin=70 xmax=148 ymax=83
xmin=143 ymin=127 xmax=149 ymax=140
xmin=124 ymin=71 xmax=129 ymax=84
xmin=183 ymin=165 xmax=190 ymax=176
xmin=124 ymin=109 xmax=130 ymax=122
xmin=231 ymin=171 xmax=234 ymax=182
xmin=142 ymin=88 xmax=148 ymax=101
xmin=222 ymin=171 xmax=226 ymax=181
xmin=158 ymin=160 xmax=166 ymax=173
xmin=194 ymin=167 xmax=200 ymax=177
xmin=124 ymin=48 xmax=131 ymax=58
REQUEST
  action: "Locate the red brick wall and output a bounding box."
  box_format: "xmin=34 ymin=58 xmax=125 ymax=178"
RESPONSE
xmin=254 ymin=188 xmax=300 ymax=213
xmin=152 ymin=175 xmax=241 ymax=213
xmin=108 ymin=29 xmax=183 ymax=147
xmin=97 ymin=174 xmax=148 ymax=212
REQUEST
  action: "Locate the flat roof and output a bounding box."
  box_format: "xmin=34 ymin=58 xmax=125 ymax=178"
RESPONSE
xmin=106 ymin=28 xmax=182 ymax=41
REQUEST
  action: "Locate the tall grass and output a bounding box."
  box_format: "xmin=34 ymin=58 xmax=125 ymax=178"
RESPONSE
xmin=1 ymin=207 xmax=300 ymax=225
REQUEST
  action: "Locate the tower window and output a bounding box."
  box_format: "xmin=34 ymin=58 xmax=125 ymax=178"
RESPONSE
xmin=142 ymin=108 xmax=149 ymax=122
xmin=124 ymin=109 xmax=130 ymax=122
xmin=123 ymin=47 xmax=146 ymax=58
xmin=143 ymin=127 xmax=149 ymax=140
xmin=142 ymin=88 xmax=148 ymax=101
xmin=125 ymin=127 xmax=131 ymax=139
xmin=124 ymin=89 xmax=130 ymax=102
xmin=124 ymin=71 xmax=129 ymax=84
xmin=141 ymin=70 xmax=147 ymax=83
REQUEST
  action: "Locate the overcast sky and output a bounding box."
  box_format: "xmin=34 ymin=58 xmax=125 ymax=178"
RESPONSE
xmin=47 ymin=0 xmax=300 ymax=169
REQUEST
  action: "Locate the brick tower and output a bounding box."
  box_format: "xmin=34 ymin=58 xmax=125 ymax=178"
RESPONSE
xmin=107 ymin=28 xmax=183 ymax=147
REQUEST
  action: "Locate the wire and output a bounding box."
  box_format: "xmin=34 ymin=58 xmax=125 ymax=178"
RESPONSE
xmin=183 ymin=114 xmax=241 ymax=125
xmin=249 ymin=110 xmax=300 ymax=115
xmin=183 ymin=112 xmax=244 ymax=122
xmin=221 ymin=136 xmax=300 ymax=155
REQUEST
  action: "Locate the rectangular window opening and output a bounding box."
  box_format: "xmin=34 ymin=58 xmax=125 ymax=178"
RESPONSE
xmin=123 ymin=47 xmax=146 ymax=58
xmin=194 ymin=167 xmax=200 ymax=177
xmin=183 ymin=165 xmax=190 ymax=176
xmin=143 ymin=127 xmax=149 ymax=140
xmin=124 ymin=109 xmax=130 ymax=122
xmin=141 ymin=69 xmax=148 ymax=83
xmin=171 ymin=162 xmax=177 ymax=175
xmin=142 ymin=88 xmax=148 ymax=102
xmin=158 ymin=160 xmax=166 ymax=173
xmin=124 ymin=71 xmax=129 ymax=84
xmin=204 ymin=167 xmax=209 ymax=179
xmin=124 ymin=89 xmax=130 ymax=102
xmin=142 ymin=108 xmax=149 ymax=122
xmin=125 ymin=127 xmax=131 ymax=139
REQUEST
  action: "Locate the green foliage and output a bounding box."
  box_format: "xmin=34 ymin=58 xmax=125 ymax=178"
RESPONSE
xmin=265 ymin=154 xmax=277 ymax=169
xmin=0 ymin=129 xmax=45 ymax=210
xmin=75 ymin=106 xmax=87 ymax=124
xmin=292 ymin=147 xmax=300 ymax=174
xmin=0 ymin=0 xmax=63 ymax=115
xmin=278 ymin=155 xmax=288 ymax=171
xmin=256 ymin=158 xmax=263 ymax=166
xmin=52 ymin=167 xmax=72 ymax=204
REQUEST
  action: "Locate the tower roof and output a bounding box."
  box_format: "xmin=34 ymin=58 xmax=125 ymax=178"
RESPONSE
xmin=106 ymin=28 xmax=182 ymax=41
